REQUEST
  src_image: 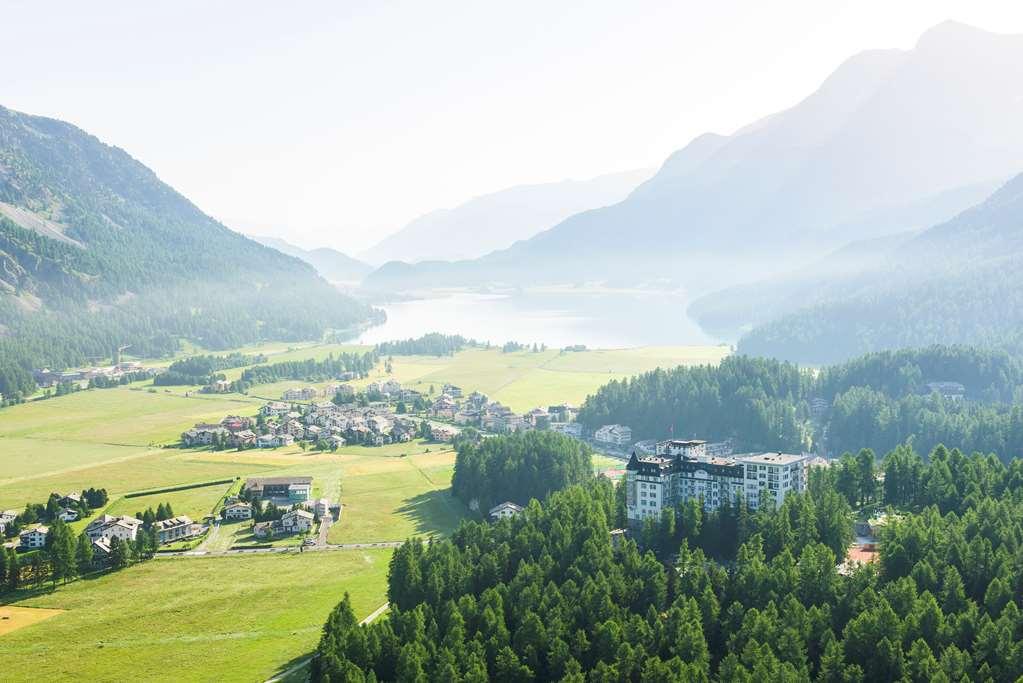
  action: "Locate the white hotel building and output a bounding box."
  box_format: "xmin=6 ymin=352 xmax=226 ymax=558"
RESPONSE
xmin=625 ymin=439 xmax=808 ymax=525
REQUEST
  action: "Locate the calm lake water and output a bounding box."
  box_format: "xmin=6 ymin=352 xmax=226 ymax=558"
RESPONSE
xmin=352 ymin=290 xmax=718 ymax=349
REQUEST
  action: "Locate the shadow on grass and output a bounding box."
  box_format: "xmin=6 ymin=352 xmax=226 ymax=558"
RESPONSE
xmin=266 ymin=650 xmax=315 ymax=682
xmin=393 ymin=488 xmax=469 ymax=538
xmin=1 ymin=565 xmax=114 ymax=604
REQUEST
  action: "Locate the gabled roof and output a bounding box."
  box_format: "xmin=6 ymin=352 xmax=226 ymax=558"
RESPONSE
xmin=489 ymin=501 xmax=524 ymax=515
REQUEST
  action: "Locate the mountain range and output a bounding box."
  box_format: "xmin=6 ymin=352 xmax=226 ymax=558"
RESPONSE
xmin=360 ymin=169 xmax=650 ymax=265
xmin=0 ymin=104 xmax=377 ymax=395
xmin=365 ymin=21 xmax=1023 ymax=293
xmin=251 ymin=235 xmax=371 ymax=282
xmin=712 ymin=172 xmax=1023 ymax=363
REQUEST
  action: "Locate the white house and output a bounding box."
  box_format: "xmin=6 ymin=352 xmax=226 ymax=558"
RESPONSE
xmin=594 ymin=424 xmax=632 ymax=447
xmin=85 ymin=514 xmax=143 ymax=542
xmin=222 ymin=502 xmax=253 ymax=520
xmin=57 ymin=507 xmax=79 ymax=522
xmin=260 ymin=401 xmax=291 ymax=418
xmin=313 ymin=498 xmax=330 ymax=518
xmin=19 ymin=525 xmax=49 ymax=549
xmin=154 ymin=516 xmax=194 ymax=544
xmin=281 ymin=509 xmax=314 ymax=534
xmin=488 ymin=501 xmax=524 ymax=521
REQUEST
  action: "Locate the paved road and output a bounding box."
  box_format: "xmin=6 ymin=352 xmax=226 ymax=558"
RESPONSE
xmin=316 ymin=511 xmax=332 ymax=546
xmin=264 ymin=602 xmax=389 ymax=683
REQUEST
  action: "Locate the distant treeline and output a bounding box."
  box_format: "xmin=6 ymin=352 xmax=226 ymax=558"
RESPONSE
xmin=153 ymin=353 xmax=265 ymax=386
xmin=376 ymin=333 xmax=479 ymax=357
xmin=578 ymin=345 xmax=1023 ymax=459
xmin=236 ymin=351 xmax=378 ymax=390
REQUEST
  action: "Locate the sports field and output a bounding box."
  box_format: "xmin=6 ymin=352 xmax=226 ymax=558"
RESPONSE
xmin=0 ymin=550 xmax=392 ymax=682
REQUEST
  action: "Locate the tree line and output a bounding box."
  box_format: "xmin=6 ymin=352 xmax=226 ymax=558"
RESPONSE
xmin=312 ymin=439 xmax=1023 ymax=681
xmin=577 ymin=345 xmax=1023 ymax=459
xmin=451 ymin=431 xmax=593 ymax=515
xmin=153 ymin=352 xmax=264 ymax=386
xmin=2 ymin=488 xmax=108 ymax=540
xmin=236 ymin=351 xmax=377 ymax=391
xmin=376 ymin=334 xmax=479 ymax=357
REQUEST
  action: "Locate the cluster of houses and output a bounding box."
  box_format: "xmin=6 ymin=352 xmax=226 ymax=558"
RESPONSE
xmin=239 ymin=477 xmax=318 ymax=538
xmin=12 ymin=509 xmax=198 ymax=556
xmin=33 ymin=361 xmax=157 ymax=388
xmin=259 ymin=400 xmax=419 ymax=447
xmin=429 ymin=388 xmax=582 ymax=437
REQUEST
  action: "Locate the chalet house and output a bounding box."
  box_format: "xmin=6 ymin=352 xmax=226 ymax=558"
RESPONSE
xmin=431 ymin=424 xmax=458 ymax=442
xmin=313 ymin=498 xmax=330 ymax=518
xmin=305 ymin=425 xmax=323 ymax=441
xmin=443 ymin=384 xmax=463 ymax=398
xmin=382 ymin=379 xmax=402 ymax=396
xmin=260 ymin=401 xmax=291 ymax=418
xmin=489 ymin=502 xmax=524 ymax=521
xmin=154 ymin=516 xmax=194 ymax=544
xmin=326 ymin=435 xmax=347 ymax=449
xmin=59 ymin=492 xmax=83 ymax=508
xmin=86 ymin=515 xmax=143 ymax=542
xmin=594 ymin=424 xmax=633 ymax=447
xmin=283 ymin=387 xmax=319 ymax=401
xmin=221 ymin=415 xmax=253 ymax=432
xmin=281 ymin=509 xmax=314 ymax=534
xmin=286 ymin=420 xmax=306 ymax=438
xmin=430 ymin=396 xmax=458 ymax=419
xmin=547 ymin=404 xmax=575 ymax=422
xmin=552 ymin=421 xmax=583 ymax=437
xmin=399 ymin=389 xmax=423 ymax=403
xmin=454 ymin=410 xmax=480 ymax=426
xmin=466 ymin=391 xmax=488 ymax=410
xmin=230 ymin=430 xmax=257 ymax=447
xmin=333 ymin=383 xmax=356 ymax=400
xmin=203 ymin=379 xmax=231 ymax=394
xmin=19 ymin=525 xmax=48 ymax=549
xmin=244 ymin=476 xmax=313 ymax=503
xmin=0 ymin=509 xmax=16 ymax=535
xmin=222 ymin=502 xmax=253 ymax=520
xmin=57 ymin=507 xmax=79 ymax=522
xmin=91 ymin=537 xmax=112 ymax=561
xmin=181 ymin=426 xmax=229 ymax=447
xmin=259 ymin=433 xmax=295 ymax=448
xmin=525 ymin=408 xmax=550 ymax=430
xmin=252 ymin=521 xmax=275 ymax=538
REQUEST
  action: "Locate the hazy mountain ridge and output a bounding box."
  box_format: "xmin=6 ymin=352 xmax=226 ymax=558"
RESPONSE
xmin=736 ymin=172 xmax=1023 ymax=363
xmin=360 ymin=168 xmax=650 ymax=265
xmin=0 ymin=104 xmax=377 ymax=393
xmin=251 ymin=235 xmax=371 ymax=282
xmin=365 ymin=21 xmax=1023 ymax=292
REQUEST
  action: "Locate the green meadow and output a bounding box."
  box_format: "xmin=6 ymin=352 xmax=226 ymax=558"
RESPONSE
xmin=0 ymin=341 xmax=725 ymax=681
xmin=1 ymin=549 xmax=392 ymax=682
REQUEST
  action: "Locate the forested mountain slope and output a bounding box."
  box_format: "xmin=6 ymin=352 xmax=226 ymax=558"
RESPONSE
xmin=736 ymin=172 xmax=1023 ymax=363
xmin=0 ymin=105 xmax=378 ymax=397
xmin=366 ymin=22 xmax=1023 ymax=292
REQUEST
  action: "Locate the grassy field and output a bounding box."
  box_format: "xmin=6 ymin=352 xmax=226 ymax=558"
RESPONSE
xmin=104 ymin=480 xmax=235 ymax=522
xmin=359 ymin=345 xmax=729 ymax=412
xmin=0 ymin=343 xmax=724 ymax=511
xmin=0 ymin=341 xmax=726 ymax=680
xmin=0 ymin=549 xmax=392 ymax=682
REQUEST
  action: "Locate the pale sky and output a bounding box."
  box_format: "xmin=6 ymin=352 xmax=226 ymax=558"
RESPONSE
xmin=3 ymin=1 xmax=1023 ymax=254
